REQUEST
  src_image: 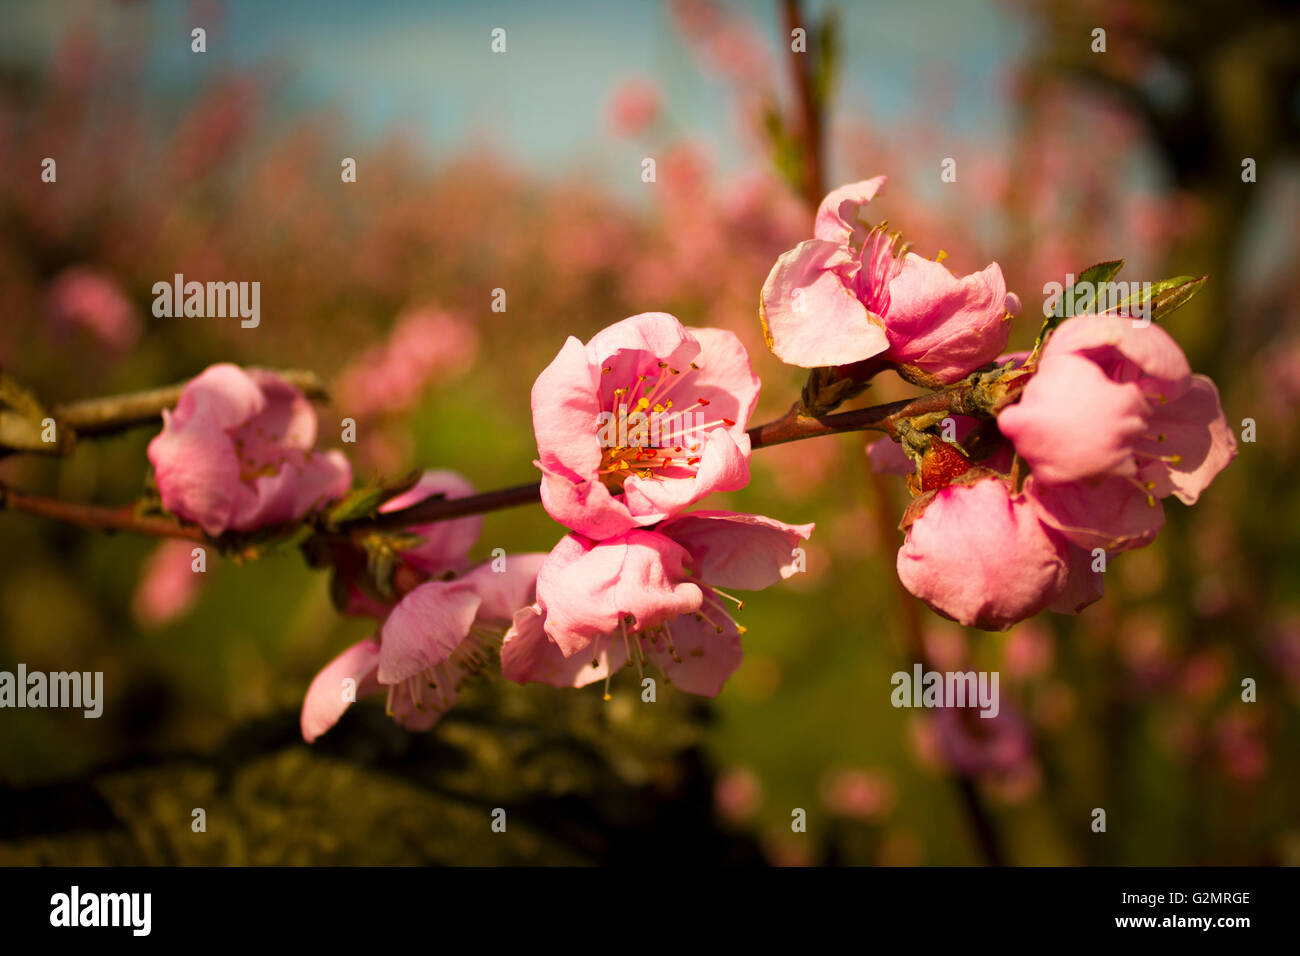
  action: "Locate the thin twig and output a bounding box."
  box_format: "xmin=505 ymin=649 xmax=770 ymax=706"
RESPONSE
xmin=52 ymin=369 xmax=328 ymax=437
xmin=0 ymin=485 xmax=203 ymax=541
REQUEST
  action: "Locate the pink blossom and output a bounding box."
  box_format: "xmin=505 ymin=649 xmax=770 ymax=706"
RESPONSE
xmin=714 ymin=766 xmax=763 ymax=824
xmin=998 ymin=314 xmax=1236 ymax=499
xmin=334 ymin=309 xmax=477 ymax=418
xmin=606 ymin=77 xmax=660 ymax=137
xmin=131 ymin=539 xmax=205 ymax=628
xmin=821 ymin=768 xmax=896 ymax=820
xmin=501 ymin=510 xmax=812 ymax=697
xmin=896 ymin=474 xmax=1099 ymax=630
xmin=760 ymin=178 xmax=1015 ymax=381
xmin=147 ymin=363 xmax=352 ymax=536
xmin=46 ymin=267 xmax=139 ymax=353
xmin=301 ymin=545 xmax=546 ymax=741
xmin=931 ymin=703 xmax=1034 ymax=778
xmin=531 ymin=312 xmax=760 ymax=539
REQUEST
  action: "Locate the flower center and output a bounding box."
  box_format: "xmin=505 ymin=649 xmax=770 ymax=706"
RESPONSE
xmin=593 ymin=360 xmax=734 ymax=492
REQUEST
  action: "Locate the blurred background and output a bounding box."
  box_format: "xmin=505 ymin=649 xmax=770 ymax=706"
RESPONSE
xmin=1 ymin=0 xmax=1297 ymax=865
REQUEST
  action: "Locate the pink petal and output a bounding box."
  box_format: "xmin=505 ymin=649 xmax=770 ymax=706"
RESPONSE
xmin=536 ymin=531 xmax=703 ymax=658
xmin=866 ymin=436 xmax=914 ymax=476
xmin=998 ymin=351 xmax=1150 ymax=483
xmin=881 ymin=255 xmax=1011 ymax=383
xmin=1045 ymin=314 xmax=1191 ymax=386
xmin=1140 ymin=375 xmax=1236 ymax=505
xmin=147 ymin=409 xmax=241 ymax=536
xmin=659 ymin=510 xmax=814 ymax=590
xmin=897 ymin=477 xmax=1068 ymax=631
xmin=760 ymin=239 xmax=889 ymax=368
xmin=1027 ymin=475 xmax=1164 ymax=552
xmin=500 ymin=605 xmax=627 ymax=689
xmin=531 ymin=335 xmax=604 ymax=481
xmin=813 ymin=176 xmax=886 ymax=244
xmin=240 ymin=369 xmax=319 ymax=452
xmin=300 ymin=638 xmax=382 ymax=743
xmin=684 ymin=326 xmax=761 ymax=435
xmin=538 ymin=462 xmax=640 ymax=539
xmin=586 ymin=311 xmax=697 ymax=367
xmin=383 ymin=470 xmax=482 ymax=576
xmin=173 ymin=363 xmax=265 ymax=431
xmin=376 ymin=581 xmax=482 ymax=684
xmin=642 ymin=603 xmax=743 ymax=697
xmin=456 ymin=552 xmax=548 ymax=623
xmin=1047 ymin=540 xmax=1105 ymax=615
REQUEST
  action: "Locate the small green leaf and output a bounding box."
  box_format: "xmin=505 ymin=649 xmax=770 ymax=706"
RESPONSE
xmin=1069 ymin=259 xmax=1125 ymax=316
xmin=325 ymin=486 xmax=388 ymax=527
xmin=1035 ymin=258 xmax=1125 ymax=345
xmin=1106 ymin=274 xmax=1208 ymax=323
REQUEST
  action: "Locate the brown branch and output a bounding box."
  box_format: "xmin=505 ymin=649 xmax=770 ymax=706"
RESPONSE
xmin=0 ymin=485 xmax=203 ymax=541
xmin=52 ymin=369 xmax=328 ymax=438
xmin=781 ymin=0 xmax=824 ymax=206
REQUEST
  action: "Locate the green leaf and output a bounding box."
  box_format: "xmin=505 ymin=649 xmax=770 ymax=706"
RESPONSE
xmin=1035 ymin=258 xmax=1125 ymax=345
xmin=325 ymin=485 xmax=388 ymax=527
xmin=1105 ymin=274 xmax=1208 ymax=323
xmin=1068 ymin=259 xmax=1126 ymax=315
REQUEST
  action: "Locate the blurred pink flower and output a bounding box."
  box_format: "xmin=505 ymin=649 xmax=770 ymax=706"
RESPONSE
xmin=932 ymin=703 xmax=1035 ymax=779
xmin=606 ymin=77 xmax=660 ymax=137
xmin=335 ymin=308 xmax=477 ymax=418
xmin=820 ymin=768 xmax=896 ymax=820
xmin=1003 ymin=621 xmax=1054 ymax=679
xmin=714 ymin=766 xmax=762 ymax=824
xmin=131 ymin=539 xmax=205 ymax=628
xmin=46 ymin=267 xmax=139 ymax=353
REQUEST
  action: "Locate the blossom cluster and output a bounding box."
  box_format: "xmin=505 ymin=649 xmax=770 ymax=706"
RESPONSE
xmin=138 ymin=177 xmax=1234 ymax=740
xmin=766 ymin=181 xmax=1235 ymax=630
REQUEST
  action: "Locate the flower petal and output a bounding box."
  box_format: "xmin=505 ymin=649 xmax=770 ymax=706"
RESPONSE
xmin=760 ymin=239 xmax=888 ymax=368
xmin=376 ymin=581 xmax=483 ymax=684
xmin=814 ymin=176 xmax=886 ymax=244
xmin=659 ymin=510 xmax=814 ymax=590
xmin=300 ymin=638 xmax=382 ymax=743
xmin=500 ymin=605 xmax=627 ymax=688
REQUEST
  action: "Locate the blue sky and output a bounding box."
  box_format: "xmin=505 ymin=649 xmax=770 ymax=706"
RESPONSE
xmin=1 ymin=0 xmax=1028 ymax=189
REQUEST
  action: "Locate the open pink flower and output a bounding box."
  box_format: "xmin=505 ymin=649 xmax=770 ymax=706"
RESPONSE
xmin=532 ymin=312 xmax=760 ymax=539
xmin=998 ymin=314 xmax=1236 ymax=499
xmin=501 ymin=511 xmax=812 ymax=697
xmin=148 ymin=363 xmax=351 ymax=536
xmin=897 ymin=474 xmax=1101 ymax=630
xmin=301 ymin=545 xmax=546 ymax=741
xmin=760 ymin=177 xmax=1015 ymax=381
